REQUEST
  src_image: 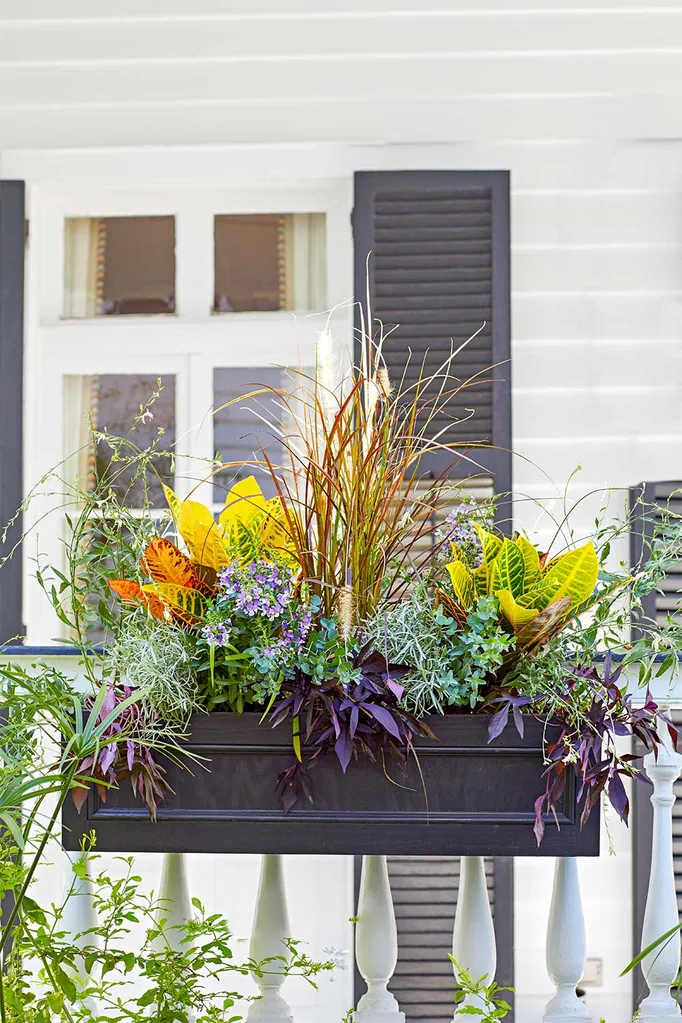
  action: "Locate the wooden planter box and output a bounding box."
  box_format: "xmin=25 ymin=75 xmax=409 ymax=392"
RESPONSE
xmin=62 ymin=713 xmax=600 ymax=856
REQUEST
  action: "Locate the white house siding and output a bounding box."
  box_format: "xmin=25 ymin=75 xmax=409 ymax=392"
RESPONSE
xmin=3 ymin=1 xmax=682 ymax=1020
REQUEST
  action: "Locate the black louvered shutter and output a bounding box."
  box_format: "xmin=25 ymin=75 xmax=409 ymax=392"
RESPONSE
xmin=630 ymin=481 xmax=682 ymax=630
xmin=352 ymin=171 xmax=511 ymax=497
xmin=352 ymin=172 xmax=514 ymax=1021
xmin=0 ymin=181 xmax=25 ymax=645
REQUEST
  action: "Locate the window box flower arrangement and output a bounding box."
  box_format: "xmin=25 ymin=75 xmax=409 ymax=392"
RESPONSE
xmin=47 ymin=330 xmax=682 ymax=856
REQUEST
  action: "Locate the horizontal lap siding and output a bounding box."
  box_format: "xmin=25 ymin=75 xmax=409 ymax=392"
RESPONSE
xmin=5 ymin=7 xmax=682 ymax=146
xmin=510 ymin=179 xmax=682 ymax=528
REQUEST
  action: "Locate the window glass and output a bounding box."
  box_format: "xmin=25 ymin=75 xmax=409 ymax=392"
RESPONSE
xmin=212 ymin=366 xmax=284 ymax=503
xmin=63 ymin=216 xmax=175 ymax=318
xmin=214 ymin=213 xmax=326 ymax=313
xmin=63 ymin=374 xmax=175 ymax=508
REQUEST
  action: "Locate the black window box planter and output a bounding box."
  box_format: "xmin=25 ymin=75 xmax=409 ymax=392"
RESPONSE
xmin=62 ymin=712 xmax=600 ymax=857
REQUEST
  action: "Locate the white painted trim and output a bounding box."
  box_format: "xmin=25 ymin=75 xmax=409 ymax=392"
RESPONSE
xmin=21 ymin=173 xmax=350 ymax=641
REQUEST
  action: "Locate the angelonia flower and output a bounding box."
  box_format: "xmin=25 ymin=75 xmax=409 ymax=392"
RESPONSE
xmin=443 ymin=501 xmax=494 ymax=569
xmin=281 ymin=603 xmax=314 ymax=650
xmin=217 ymin=560 xmax=295 ymax=621
xmin=202 ymin=620 xmax=232 ymax=647
xmin=257 ymin=603 xmax=314 ymax=667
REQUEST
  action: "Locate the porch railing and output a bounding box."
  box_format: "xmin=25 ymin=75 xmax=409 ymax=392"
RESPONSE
xmin=3 ymin=649 xmax=681 ymax=1022
xmin=58 ymin=733 xmax=682 ymax=1023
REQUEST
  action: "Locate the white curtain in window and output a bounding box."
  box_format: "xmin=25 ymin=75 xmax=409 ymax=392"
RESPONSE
xmin=284 ymin=213 xmax=326 ymax=311
xmin=62 ymin=375 xmax=98 ymax=491
xmin=63 ymin=218 xmax=100 ymax=318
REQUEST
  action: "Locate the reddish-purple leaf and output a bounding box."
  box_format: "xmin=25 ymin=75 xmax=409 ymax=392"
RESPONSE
xmin=71 ymin=784 xmax=89 ymax=814
xmin=533 ymin=793 xmax=546 ymax=847
xmin=335 ymin=731 xmax=353 ymax=773
xmin=488 ymin=703 xmax=510 ymax=743
xmin=512 ymin=703 xmax=525 ymax=738
xmin=608 ymin=771 xmax=629 ymax=824
xmin=386 ymin=679 xmax=405 ymax=701
xmin=367 ymin=705 xmax=402 ymax=740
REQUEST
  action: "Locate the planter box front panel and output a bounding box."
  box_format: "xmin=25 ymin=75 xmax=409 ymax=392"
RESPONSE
xmin=62 ymin=713 xmax=600 ymax=856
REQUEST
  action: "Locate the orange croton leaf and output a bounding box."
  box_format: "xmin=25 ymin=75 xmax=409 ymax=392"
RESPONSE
xmin=141 ymin=583 xmax=207 ymax=627
xmin=107 ymin=579 xmax=168 ymax=621
xmin=141 ymin=537 xmax=214 ymax=597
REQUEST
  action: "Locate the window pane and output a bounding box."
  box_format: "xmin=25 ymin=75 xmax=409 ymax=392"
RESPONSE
xmin=63 ymin=374 xmax=175 ymax=508
xmin=214 ymin=213 xmax=326 ymax=313
xmin=213 ymin=367 xmax=284 ymax=503
xmin=63 ymin=216 xmax=175 ymax=318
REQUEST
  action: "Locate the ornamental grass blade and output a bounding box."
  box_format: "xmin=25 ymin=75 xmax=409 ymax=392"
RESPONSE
xmin=621 ymin=923 xmax=682 ymax=975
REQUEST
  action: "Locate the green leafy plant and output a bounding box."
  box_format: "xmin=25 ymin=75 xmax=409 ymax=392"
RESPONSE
xmin=3 ymin=842 xmax=338 ymax=1023
xmin=450 ymin=957 xmax=513 ymax=1020
xmin=366 ymin=586 xmax=513 ymax=714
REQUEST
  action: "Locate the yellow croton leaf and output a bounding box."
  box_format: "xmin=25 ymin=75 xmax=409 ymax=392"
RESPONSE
xmin=446 ymin=560 xmax=475 ymax=609
xmin=489 ymin=539 xmax=526 ymax=600
xmin=474 ymin=523 xmax=503 ymax=568
xmin=163 ymin=485 xmax=229 ymax=571
xmin=496 ymin=589 xmax=539 ymax=631
xmin=516 ymin=534 xmax=542 ymax=588
xmin=259 ymin=500 xmax=299 ymax=566
xmin=537 ymin=541 xmax=599 ymax=611
xmin=141 ymin=583 xmax=207 ymax=626
xmin=219 ymin=476 xmax=269 ymax=535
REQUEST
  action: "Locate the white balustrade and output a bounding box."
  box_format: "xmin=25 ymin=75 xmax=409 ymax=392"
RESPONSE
xmin=355 ymin=855 xmax=404 ymax=1023
xmin=155 ymin=852 xmax=193 ymax=952
xmin=543 ymin=858 xmax=590 ymax=1023
xmin=451 ymin=856 xmax=497 ymax=1017
xmin=638 ymin=731 xmax=682 ymax=1021
xmin=248 ymin=854 xmax=294 ymax=1023
xmin=61 ymin=849 xmax=98 ymax=1014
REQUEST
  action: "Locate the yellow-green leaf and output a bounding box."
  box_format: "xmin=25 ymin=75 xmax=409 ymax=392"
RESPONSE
xmin=179 ymin=502 xmax=228 ymax=571
xmin=472 ymin=562 xmax=489 ymax=598
xmin=163 ymin=484 xmax=182 ymax=522
xmin=446 ymin=560 xmax=475 ymax=608
xmin=164 ymin=485 xmax=228 ymax=570
xmin=489 ymin=539 xmax=526 ymax=599
xmin=474 ymin=523 xmax=503 ymax=568
xmin=448 ymin=543 xmax=466 ymax=563
xmin=141 ymin=583 xmax=207 ymax=625
xmin=496 ymin=589 xmax=539 ymax=631
xmin=219 ymin=476 xmax=268 ymax=535
xmin=536 ymin=542 xmax=599 ymax=610
xmin=516 ymin=535 xmax=542 ymax=588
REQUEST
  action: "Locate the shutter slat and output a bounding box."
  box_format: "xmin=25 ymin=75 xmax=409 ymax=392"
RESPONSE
xmin=631 ymin=481 xmax=682 ymax=627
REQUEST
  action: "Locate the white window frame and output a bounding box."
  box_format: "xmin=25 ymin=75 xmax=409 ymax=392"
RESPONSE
xmin=23 ymin=179 xmax=353 ymax=644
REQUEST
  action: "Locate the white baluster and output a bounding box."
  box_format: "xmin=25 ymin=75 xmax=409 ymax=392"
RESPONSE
xmin=155 ymin=853 xmax=193 ymax=952
xmin=355 ymin=855 xmax=404 ymax=1023
xmin=638 ymin=731 xmax=682 ymax=1021
xmin=248 ymin=855 xmax=294 ymax=1023
xmin=543 ymin=858 xmax=591 ymax=1023
xmin=451 ymin=856 xmax=497 ymax=1017
xmin=61 ymin=850 xmax=98 ymax=1014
